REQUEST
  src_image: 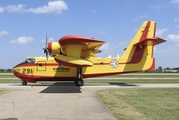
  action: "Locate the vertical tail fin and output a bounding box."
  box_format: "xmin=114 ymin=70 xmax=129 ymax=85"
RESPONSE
xmin=121 ymin=21 xmax=166 ymax=70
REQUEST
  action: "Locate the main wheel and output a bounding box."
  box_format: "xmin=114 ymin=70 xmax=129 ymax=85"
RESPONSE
xmin=74 ymin=79 xmax=84 ymax=86
xmin=22 ymin=81 xmax=27 ymax=85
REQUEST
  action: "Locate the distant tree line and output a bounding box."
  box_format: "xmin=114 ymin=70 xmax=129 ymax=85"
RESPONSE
xmin=0 ymin=69 xmax=13 ymax=73
xmin=155 ymin=66 xmax=179 ymax=73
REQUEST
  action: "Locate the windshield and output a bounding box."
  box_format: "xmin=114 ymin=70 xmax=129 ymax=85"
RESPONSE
xmin=14 ymin=58 xmax=36 ymax=68
xmin=24 ymin=58 xmax=36 ymax=63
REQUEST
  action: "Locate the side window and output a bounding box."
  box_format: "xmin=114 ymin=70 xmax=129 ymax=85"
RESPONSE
xmin=31 ymin=58 xmax=36 ymax=63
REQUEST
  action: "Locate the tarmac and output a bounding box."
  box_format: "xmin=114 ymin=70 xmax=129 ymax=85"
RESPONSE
xmin=0 ymin=83 xmax=179 ymax=120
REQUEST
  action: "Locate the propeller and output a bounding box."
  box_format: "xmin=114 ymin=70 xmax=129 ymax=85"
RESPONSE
xmin=42 ymin=34 xmax=48 ymax=60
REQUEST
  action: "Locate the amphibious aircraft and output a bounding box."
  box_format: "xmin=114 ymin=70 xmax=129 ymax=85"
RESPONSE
xmin=13 ymin=21 xmax=166 ymax=86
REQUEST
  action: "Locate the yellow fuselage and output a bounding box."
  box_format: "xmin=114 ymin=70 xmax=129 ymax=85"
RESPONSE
xmin=13 ymin=55 xmax=154 ymax=83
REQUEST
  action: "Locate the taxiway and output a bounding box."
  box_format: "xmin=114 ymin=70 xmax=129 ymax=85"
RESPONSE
xmin=0 ymin=83 xmax=179 ymax=120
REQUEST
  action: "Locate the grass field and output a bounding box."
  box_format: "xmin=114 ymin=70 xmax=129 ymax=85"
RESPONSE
xmin=97 ymin=88 xmax=179 ymax=120
xmin=0 ymin=75 xmax=18 ymax=78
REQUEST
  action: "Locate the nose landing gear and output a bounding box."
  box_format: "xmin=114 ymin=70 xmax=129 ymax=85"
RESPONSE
xmin=22 ymin=81 xmax=27 ymax=85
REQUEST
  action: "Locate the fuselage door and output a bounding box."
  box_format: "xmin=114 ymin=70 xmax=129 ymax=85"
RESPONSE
xmin=37 ymin=61 xmax=46 ymax=71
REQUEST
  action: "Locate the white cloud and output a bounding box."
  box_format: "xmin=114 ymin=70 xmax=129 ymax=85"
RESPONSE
xmin=171 ymin=0 xmax=179 ymax=4
xmin=10 ymin=36 xmax=34 ymax=44
xmin=166 ymin=34 xmax=179 ymax=47
xmin=0 ymin=0 xmax=68 ymax=14
xmin=27 ymin=0 xmax=67 ymax=14
xmin=0 ymin=31 xmax=8 ymax=37
xmin=156 ymin=28 xmax=168 ymax=37
xmin=97 ymin=42 xmax=126 ymax=58
xmin=0 ymin=7 xmax=4 ymax=13
xmin=6 ymin=4 xmax=26 ymax=12
xmin=155 ymin=46 xmax=179 ymax=55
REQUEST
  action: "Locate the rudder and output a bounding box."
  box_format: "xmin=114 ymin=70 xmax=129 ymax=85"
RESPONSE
xmin=120 ymin=21 xmax=166 ymax=71
xmin=121 ymin=21 xmax=166 ymax=62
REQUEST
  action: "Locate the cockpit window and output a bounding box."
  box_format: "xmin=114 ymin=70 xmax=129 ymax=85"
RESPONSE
xmin=25 ymin=58 xmax=36 ymax=63
xmin=13 ymin=58 xmax=36 ymax=68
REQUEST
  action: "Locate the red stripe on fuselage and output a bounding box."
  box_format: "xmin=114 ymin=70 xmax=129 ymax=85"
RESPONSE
xmin=16 ymin=61 xmax=143 ymax=68
xmin=16 ymin=63 xmax=60 ymax=67
xmin=13 ymin=70 xmax=77 ymax=82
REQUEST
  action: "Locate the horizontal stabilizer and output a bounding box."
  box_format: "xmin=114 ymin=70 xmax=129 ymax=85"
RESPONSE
xmin=133 ymin=37 xmax=166 ymax=47
xmin=54 ymin=56 xmax=93 ymax=67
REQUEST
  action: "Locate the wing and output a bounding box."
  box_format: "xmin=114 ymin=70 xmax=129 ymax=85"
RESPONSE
xmin=54 ymin=35 xmax=105 ymax=67
xmin=59 ymin=35 xmax=104 ymax=58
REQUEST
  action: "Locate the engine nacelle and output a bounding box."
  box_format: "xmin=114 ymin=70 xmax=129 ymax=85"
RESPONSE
xmin=48 ymin=42 xmax=61 ymax=56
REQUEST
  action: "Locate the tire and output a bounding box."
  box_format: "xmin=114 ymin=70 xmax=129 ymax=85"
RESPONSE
xmin=75 ymin=79 xmax=84 ymax=86
xmin=22 ymin=81 xmax=27 ymax=85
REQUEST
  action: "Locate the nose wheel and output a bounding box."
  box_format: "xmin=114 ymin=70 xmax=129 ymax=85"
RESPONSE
xmin=75 ymin=68 xmax=84 ymax=86
xmin=22 ymin=81 xmax=27 ymax=85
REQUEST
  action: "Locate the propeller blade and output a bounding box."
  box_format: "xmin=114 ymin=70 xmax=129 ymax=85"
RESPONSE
xmin=46 ymin=50 xmax=48 ymax=60
xmin=42 ymin=33 xmax=49 ymax=60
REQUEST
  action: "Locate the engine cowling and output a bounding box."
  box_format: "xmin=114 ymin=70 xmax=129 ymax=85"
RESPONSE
xmin=48 ymin=42 xmax=61 ymax=56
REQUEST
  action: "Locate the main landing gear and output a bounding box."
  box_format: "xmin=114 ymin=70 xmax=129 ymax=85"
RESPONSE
xmin=22 ymin=81 xmax=27 ymax=85
xmin=74 ymin=68 xmax=84 ymax=86
xmin=74 ymin=79 xmax=84 ymax=86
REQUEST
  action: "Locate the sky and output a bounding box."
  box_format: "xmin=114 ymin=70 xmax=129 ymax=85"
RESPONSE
xmin=0 ymin=0 xmax=179 ymax=69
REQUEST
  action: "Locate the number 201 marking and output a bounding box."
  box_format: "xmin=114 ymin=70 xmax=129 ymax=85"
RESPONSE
xmin=22 ymin=68 xmax=32 ymax=74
